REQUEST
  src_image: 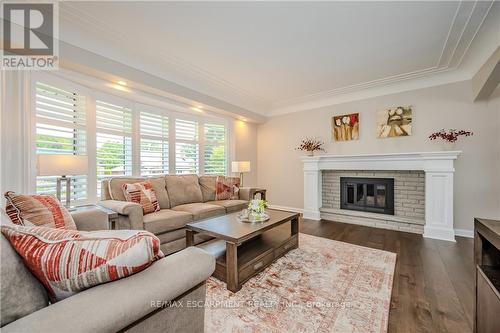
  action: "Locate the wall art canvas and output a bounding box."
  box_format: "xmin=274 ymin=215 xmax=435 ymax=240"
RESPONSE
xmin=377 ymin=106 xmax=412 ymax=138
xmin=332 ymin=113 xmax=359 ymax=141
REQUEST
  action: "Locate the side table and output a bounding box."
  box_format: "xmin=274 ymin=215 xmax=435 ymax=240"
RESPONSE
xmin=68 ymin=204 xmax=119 ymax=230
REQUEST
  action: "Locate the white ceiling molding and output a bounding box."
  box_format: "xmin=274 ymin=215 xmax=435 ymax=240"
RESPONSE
xmin=270 ymin=1 xmax=495 ymax=115
xmin=59 ymin=3 xmax=269 ymax=114
xmin=58 ymin=42 xmax=267 ymax=123
xmin=57 ymin=1 xmax=497 ymax=118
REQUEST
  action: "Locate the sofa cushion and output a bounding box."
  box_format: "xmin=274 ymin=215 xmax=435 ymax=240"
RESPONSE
xmin=172 ymin=203 xmax=225 ymax=221
xmin=143 ymin=209 xmax=193 ymax=234
xmin=199 ymin=175 xmax=217 ymax=202
xmin=215 ymin=176 xmax=240 ymax=200
xmin=4 ymin=191 xmax=76 ymax=230
xmin=1 ymin=225 xmax=163 ymax=302
xmin=1 ymin=234 xmax=49 ymax=326
xmin=109 ymin=177 xmax=170 ymax=209
xmin=108 ymin=177 xmax=145 ymax=201
xmin=165 ymin=175 xmax=203 ymax=207
xmin=207 ymin=200 xmax=248 ymax=213
xmin=122 ymin=181 xmax=161 ymax=215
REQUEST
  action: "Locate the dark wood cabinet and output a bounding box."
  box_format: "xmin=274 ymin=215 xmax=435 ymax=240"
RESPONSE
xmin=474 ymin=218 xmax=500 ymax=333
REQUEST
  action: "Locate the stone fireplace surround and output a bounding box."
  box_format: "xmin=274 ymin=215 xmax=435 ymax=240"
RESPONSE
xmin=301 ymin=151 xmax=461 ymax=242
xmin=322 ymin=170 xmax=425 ymax=234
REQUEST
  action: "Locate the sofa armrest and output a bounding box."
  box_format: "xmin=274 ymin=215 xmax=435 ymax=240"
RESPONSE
xmin=2 ymin=247 xmax=215 ymax=333
xmin=98 ymin=200 xmax=144 ymax=230
xmin=239 ymin=187 xmax=263 ymax=201
xmin=71 ymin=209 xmax=109 ymax=231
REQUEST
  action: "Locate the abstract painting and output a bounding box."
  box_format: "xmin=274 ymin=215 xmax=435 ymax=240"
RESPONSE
xmin=377 ymin=106 xmax=412 ymax=138
xmin=332 ymin=113 xmax=359 ymax=141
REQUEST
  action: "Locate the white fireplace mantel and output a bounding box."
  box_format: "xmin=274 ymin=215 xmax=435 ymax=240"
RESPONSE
xmin=301 ymin=151 xmax=461 ymax=242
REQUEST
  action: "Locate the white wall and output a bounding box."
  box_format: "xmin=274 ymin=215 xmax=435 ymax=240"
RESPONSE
xmin=257 ymin=80 xmax=500 ymax=232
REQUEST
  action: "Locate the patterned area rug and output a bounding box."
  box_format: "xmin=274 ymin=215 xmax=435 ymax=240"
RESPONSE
xmin=205 ymin=233 xmax=396 ymax=333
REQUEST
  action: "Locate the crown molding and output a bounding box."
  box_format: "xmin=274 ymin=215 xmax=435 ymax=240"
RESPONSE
xmin=59 ymin=1 xmax=495 ymax=118
xmin=59 ymin=3 xmax=271 ymax=113
xmin=269 ymin=0 xmax=495 ymax=116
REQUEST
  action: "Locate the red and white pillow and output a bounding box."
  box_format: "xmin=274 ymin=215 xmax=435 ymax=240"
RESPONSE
xmin=1 ymin=225 xmax=164 ymax=302
xmin=4 ymin=191 xmax=76 ymax=230
xmin=122 ymin=182 xmax=160 ymax=215
xmin=215 ymin=176 xmax=240 ymax=200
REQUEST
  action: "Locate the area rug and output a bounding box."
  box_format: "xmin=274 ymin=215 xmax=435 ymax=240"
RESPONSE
xmin=205 ymin=233 xmax=396 ymax=333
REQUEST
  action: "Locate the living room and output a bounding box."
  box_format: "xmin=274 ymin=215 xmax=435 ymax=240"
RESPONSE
xmin=1 ymin=1 xmax=499 ymax=333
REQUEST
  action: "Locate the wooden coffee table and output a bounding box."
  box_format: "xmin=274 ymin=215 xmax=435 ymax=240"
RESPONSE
xmin=186 ymin=209 xmax=300 ymax=292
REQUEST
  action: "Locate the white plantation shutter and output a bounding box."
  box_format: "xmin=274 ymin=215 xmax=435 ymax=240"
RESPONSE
xmin=204 ymin=123 xmax=226 ymax=175
xmin=175 ymin=119 xmax=199 ymax=174
xmin=96 ymin=100 xmax=132 ymax=195
xmin=140 ymin=111 xmax=169 ymax=175
xmin=35 ymin=82 xmax=88 ymax=203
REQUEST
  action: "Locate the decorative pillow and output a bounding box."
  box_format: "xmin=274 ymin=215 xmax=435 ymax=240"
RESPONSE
xmin=122 ymin=182 xmax=160 ymax=215
xmin=1 ymin=225 xmax=164 ymax=302
xmin=215 ymin=176 xmax=240 ymax=200
xmin=4 ymin=191 xmax=76 ymax=230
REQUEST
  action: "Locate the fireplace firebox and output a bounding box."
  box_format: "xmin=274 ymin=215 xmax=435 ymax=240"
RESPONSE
xmin=340 ymin=177 xmax=394 ymax=215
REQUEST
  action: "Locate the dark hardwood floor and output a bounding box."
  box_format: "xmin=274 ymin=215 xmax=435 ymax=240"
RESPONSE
xmin=300 ymin=219 xmax=474 ymax=333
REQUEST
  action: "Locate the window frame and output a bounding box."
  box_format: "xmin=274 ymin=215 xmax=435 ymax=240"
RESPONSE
xmin=94 ymin=92 xmax=135 ymax=197
xmin=29 ymin=72 xmax=231 ymax=204
xmin=138 ymin=104 xmax=170 ymax=176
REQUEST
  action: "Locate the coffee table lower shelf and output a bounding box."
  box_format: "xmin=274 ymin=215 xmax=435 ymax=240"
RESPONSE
xmin=197 ymin=223 xmax=298 ymax=292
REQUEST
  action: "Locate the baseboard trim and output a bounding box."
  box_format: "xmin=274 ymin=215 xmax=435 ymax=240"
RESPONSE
xmin=268 ymin=205 xmax=475 ymax=239
xmin=268 ymin=205 xmax=303 ymax=214
xmin=454 ymin=228 xmax=474 ymax=238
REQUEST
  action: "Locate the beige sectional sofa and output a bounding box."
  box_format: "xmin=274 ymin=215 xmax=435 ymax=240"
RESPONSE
xmin=1 ymin=208 xmax=215 ymax=333
xmin=99 ymin=174 xmax=259 ymax=255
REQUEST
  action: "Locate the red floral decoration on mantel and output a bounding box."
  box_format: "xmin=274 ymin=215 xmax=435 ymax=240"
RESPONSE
xmin=295 ymin=138 xmax=325 ymax=152
xmin=429 ymin=129 xmax=473 ymax=143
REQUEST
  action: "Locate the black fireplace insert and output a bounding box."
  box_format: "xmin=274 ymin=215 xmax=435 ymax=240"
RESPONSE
xmin=340 ymin=177 xmax=394 ymax=215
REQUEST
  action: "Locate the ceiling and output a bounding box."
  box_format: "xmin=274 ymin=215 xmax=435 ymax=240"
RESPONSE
xmin=59 ymin=1 xmax=497 ymax=117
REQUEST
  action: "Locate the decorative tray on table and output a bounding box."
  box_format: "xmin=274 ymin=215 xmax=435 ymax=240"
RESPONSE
xmin=237 ymin=209 xmax=270 ymax=223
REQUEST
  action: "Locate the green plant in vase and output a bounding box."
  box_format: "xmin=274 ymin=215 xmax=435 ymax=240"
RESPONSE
xmin=248 ymin=199 xmax=269 ymax=222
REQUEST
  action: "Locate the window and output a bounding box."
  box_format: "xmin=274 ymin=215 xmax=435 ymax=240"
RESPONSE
xmin=96 ymin=100 xmax=132 ymax=195
xmin=175 ymin=119 xmax=199 ymax=174
xmin=35 ymin=82 xmax=87 ymax=203
xmin=204 ymin=123 xmax=226 ymax=175
xmin=31 ymin=73 xmax=230 ymax=202
xmin=140 ymin=111 xmax=169 ymax=175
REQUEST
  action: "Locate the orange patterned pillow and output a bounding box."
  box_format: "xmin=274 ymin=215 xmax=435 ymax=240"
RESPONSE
xmin=215 ymin=176 xmax=240 ymax=200
xmin=4 ymin=191 xmax=76 ymax=230
xmin=122 ymin=182 xmax=160 ymax=214
xmin=1 ymin=225 xmax=164 ymax=301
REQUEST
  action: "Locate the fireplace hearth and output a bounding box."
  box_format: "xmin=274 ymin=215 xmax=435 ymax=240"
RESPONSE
xmin=340 ymin=177 xmax=394 ymax=215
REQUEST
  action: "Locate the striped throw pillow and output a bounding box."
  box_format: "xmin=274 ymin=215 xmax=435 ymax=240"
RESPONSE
xmin=122 ymin=182 xmax=160 ymax=215
xmin=1 ymin=225 xmax=164 ymax=302
xmin=4 ymin=191 xmax=76 ymax=230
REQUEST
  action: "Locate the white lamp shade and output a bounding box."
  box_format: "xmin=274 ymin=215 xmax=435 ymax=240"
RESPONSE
xmin=37 ymin=155 xmax=88 ymax=176
xmin=232 ymin=161 xmax=251 ymax=173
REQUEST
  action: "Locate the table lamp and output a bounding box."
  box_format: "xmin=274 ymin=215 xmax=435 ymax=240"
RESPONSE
xmin=231 ymin=161 xmax=250 ymax=186
xmin=37 ymin=154 xmax=88 ymax=206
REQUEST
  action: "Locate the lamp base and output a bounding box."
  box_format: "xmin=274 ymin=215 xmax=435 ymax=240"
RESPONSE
xmin=56 ymin=176 xmax=71 ymax=207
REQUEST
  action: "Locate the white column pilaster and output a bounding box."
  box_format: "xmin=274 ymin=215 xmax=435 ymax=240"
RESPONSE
xmin=423 ymin=170 xmax=456 ymax=242
xmin=302 ymin=158 xmax=321 ymax=220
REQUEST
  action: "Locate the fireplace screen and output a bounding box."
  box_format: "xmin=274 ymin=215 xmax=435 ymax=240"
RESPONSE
xmin=340 ymin=177 xmax=394 ymax=215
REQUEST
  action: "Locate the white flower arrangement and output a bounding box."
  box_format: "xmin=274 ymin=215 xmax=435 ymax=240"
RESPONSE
xmin=238 ymin=199 xmax=269 ymax=222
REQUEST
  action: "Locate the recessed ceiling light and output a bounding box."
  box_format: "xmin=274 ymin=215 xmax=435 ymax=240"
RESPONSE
xmin=191 ymin=107 xmax=203 ymax=113
xmin=240 ymin=117 xmax=247 ymax=122
xmin=117 ymin=80 xmax=127 ymax=86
